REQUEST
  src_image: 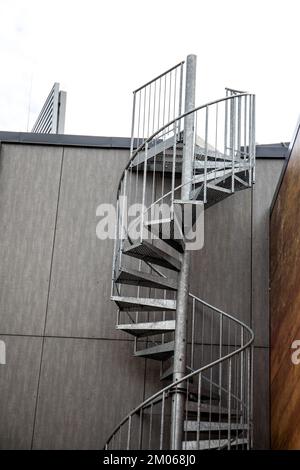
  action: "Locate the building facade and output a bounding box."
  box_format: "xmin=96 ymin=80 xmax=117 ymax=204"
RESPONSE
xmin=0 ymin=131 xmax=286 ymax=448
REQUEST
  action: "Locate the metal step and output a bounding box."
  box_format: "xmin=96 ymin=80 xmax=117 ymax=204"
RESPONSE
xmin=131 ymin=134 xmax=180 ymax=167
xmin=193 ymin=168 xmax=233 ymax=185
xmin=184 ymin=420 xmax=248 ymax=432
xmin=187 ymin=382 xmax=220 ymax=401
xmin=135 ymin=340 xmax=175 ymax=361
xmin=182 ymin=438 xmax=248 ymax=450
xmin=160 ymin=364 xmax=174 ymax=381
xmin=145 ymin=219 xmax=185 ymax=253
xmin=191 ymin=168 xmax=250 ymax=204
xmin=186 ymin=401 xmax=240 ymax=416
xmin=122 ymin=239 xmax=181 ymax=272
xmin=111 ymin=296 xmax=176 ymax=312
xmin=115 ymin=266 xmax=177 ymax=291
xmin=116 ymin=320 xmax=176 ymax=337
xmin=193 ymin=160 xmax=249 ymax=170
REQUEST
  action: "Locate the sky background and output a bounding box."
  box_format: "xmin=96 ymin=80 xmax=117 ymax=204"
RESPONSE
xmin=0 ymin=0 xmax=299 ymax=144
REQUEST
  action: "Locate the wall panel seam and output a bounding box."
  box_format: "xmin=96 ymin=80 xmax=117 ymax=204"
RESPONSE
xmin=30 ymin=147 xmax=65 ymax=449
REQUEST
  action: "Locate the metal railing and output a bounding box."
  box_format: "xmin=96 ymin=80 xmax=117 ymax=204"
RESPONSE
xmin=112 ymin=91 xmax=255 ymax=301
xmin=104 ymin=294 xmax=254 ymax=450
xmin=108 ymin=65 xmax=255 ymax=450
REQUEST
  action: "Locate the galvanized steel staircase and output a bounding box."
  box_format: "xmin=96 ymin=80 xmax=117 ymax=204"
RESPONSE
xmin=105 ymin=58 xmax=255 ymax=450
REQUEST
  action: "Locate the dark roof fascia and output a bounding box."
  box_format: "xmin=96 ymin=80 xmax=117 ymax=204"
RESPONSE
xmin=0 ymin=131 xmax=133 ymax=150
xmin=0 ymin=131 xmax=289 ymax=159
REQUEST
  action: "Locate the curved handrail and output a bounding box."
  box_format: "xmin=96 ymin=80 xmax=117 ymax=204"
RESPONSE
xmin=117 ymin=92 xmax=251 ymax=193
xmin=104 ymin=293 xmax=254 ymax=448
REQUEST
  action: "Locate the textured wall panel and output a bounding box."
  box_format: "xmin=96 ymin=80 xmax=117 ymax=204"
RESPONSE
xmin=0 ymin=335 xmax=42 ymax=449
xmin=253 ymin=347 xmax=269 ymax=449
xmin=252 ymin=160 xmax=284 ymax=347
xmin=32 ymin=338 xmax=145 ymax=449
xmin=0 ymin=144 xmax=62 ymax=335
xmin=45 ymin=148 xmax=128 ymax=339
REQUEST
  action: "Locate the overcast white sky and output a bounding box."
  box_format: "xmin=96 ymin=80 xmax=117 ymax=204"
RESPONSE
xmin=0 ymin=0 xmax=299 ymax=143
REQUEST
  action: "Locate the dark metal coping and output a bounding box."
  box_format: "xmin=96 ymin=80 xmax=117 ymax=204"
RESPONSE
xmin=0 ymin=131 xmax=133 ymax=150
xmin=0 ymin=130 xmax=289 ymax=158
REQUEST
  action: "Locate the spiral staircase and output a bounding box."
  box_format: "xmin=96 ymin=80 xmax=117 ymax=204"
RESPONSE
xmin=105 ymin=55 xmax=255 ymax=450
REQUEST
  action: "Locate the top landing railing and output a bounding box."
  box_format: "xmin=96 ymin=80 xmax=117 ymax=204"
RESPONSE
xmin=130 ymin=61 xmax=185 ymax=157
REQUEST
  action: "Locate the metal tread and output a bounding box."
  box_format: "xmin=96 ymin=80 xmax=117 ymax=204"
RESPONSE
xmin=186 ymin=400 xmax=240 ymax=416
xmin=184 ymin=420 xmax=248 ymax=432
xmin=145 ymin=219 xmax=185 ymax=253
xmin=116 ymin=320 xmax=176 ymax=337
xmin=182 ymin=438 xmax=248 ymax=450
xmin=111 ymin=296 xmax=176 ymax=312
xmin=122 ymin=239 xmax=181 ymax=272
xmin=115 ymin=266 xmax=177 ymax=291
xmin=135 ymin=340 xmax=175 ymax=360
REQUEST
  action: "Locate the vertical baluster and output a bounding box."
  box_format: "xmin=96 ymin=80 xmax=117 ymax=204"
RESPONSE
xmin=219 ymin=315 xmax=223 ymax=448
xmin=173 ymin=68 xmax=177 ymax=121
xmin=171 ymin=122 xmax=177 ymax=212
xmin=230 ymin=97 xmax=236 ymax=193
xmin=204 ymin=106 xmax=208 ymax=203
xmin=240 ymin=329 xmax=245 ymax=447
xmin=234 ymin=325 xmax=238 ymax=447
xmin=138 ymin=409 xmax=143 ymax=449
xmin=224 ymin=98 xmax=228 ymax=173
xmin=250 ymin=344 xmax=254 ymax=448
xmin=214 ymin=103 xmax=219 ymax=180
xmin=130 ymin=91 xmax=137 ymax=158
xmin=137 ymin=90 xmax=142 ymax=149
xmin=168 ymin=71 xmax=172 ymax=123
xmin=228 ymin=358 xmax=232 ymax=450
xmin=111 ymin=196 xmax=119 ymax=297
xmin=152 ymin=81 xmax=156 ymax=135
xmin=184 ymin=375 xmax=189 ymax=448
xmin=141 ymin=142 xmax=148 ymax=241
xmin=197 ymin=372 xmax=202 ymax=450
xmin=158 ymin=78 xmax=162 ymax=130
xmin=209 ymin=311 xmax=214 ymax=448
xmin=142 ymin=86 xmax=146 ymax=144
xmin=127 ymin=416 xmax=132 ymax=450
xmin=178 ymin=62 xmax=184 ymax=119
xmin=191 ymin=297 xmax=195 ymax=370
xmin=147 ymin=83 xmax=151 ymax=139
xmin=119 ymin=170 xmax=128 ymax=272
xmin=246 ymin=347 xmax=251 ymax=449
xmin=248 ymin=95 xmax=253 ymax=187
xmin=148 ymin=403 xmax=153 ymax=449
xmin=252 ymin=95 xmax=256 ymax=184
xmin=201 ymin=304 xmax=205 ymax=366
xmin=163 ymin=74 xmax=167 ymax=127
xmin=193 ymin=112 xmax=198 ymax=196
xmin=237 ymin=96 xmax=241 ymax=172
xmin=160 ymin=392 xmax=166 ymax=450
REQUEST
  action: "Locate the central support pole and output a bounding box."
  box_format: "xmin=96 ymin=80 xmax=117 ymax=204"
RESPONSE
xmin=170 ymin=54 xmax=197 ymax=450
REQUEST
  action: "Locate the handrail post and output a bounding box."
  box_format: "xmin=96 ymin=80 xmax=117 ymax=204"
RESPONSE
xmin=170 ymin=54 xmax=196 ymax=450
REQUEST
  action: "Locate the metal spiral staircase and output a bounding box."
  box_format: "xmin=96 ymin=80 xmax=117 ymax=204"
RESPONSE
xmin=105 ymin=55 xmax=255 ymax=450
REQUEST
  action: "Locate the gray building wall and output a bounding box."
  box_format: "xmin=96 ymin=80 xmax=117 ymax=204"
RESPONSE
xmin=0 ymin=140 xmax=284 ymax=449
